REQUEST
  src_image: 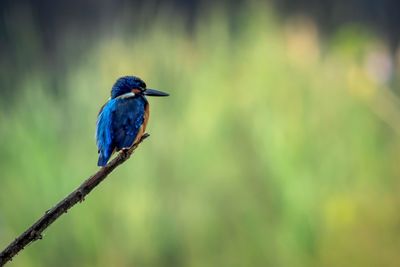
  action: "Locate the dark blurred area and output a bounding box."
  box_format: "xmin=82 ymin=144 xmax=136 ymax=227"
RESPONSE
xmin=274 ymin=0 xmax=400 ymax=48
xmin=2 ymin=0 xmax=400 ymax=47
xmin=1 ymin=0 xmax=198 ymax=53
xmin=1 ymin=0 xmax=400 ymax=98
xmin=0 ymin=0 xmax=200 ymax=99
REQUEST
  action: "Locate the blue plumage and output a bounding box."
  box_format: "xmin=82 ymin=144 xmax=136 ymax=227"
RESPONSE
xmin=96 ymin=97 xmax=147 ymax=166
xmin=95 ymin=76 xmax=168 ymax=167
xmin=96 ymin=99 xmax=116 ymax=166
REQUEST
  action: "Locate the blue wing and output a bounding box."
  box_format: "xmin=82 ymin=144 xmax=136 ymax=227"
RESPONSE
xmin=96 ymin=99 xmax=117 ymax=166
xmin=96 ymin=97 xmax=146 ymax=166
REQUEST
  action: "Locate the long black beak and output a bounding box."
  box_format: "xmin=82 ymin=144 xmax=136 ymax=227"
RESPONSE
xmin=144 ymin=89 xmax=169 ymax=97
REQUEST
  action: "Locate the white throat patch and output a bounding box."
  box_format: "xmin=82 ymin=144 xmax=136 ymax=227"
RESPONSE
xmin=115 ymin=92 xmax=135 ymax=99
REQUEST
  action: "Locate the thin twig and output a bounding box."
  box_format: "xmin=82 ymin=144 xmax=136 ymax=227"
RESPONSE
xmin=0 ymin=133 xmax=150 ymax=266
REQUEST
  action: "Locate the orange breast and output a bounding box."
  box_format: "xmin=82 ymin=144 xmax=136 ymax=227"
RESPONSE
xmin=143 ymin=103 xmax=150 ymax=131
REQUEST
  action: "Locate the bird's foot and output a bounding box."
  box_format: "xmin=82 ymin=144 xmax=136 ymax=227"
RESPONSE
xmin=121 ymin=147 xmax=129 ymax=156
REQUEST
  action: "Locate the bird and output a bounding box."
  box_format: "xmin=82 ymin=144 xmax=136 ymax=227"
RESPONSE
xmin=95 ymin=76 xmax=169 ymax=166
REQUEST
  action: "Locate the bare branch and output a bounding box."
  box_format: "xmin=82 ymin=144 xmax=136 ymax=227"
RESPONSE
xmin=0 ymin=133 xmax=150 ymax=266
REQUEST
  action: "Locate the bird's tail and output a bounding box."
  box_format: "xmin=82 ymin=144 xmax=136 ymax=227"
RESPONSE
xmin=97 ymin=152 xmax=110 ymax=167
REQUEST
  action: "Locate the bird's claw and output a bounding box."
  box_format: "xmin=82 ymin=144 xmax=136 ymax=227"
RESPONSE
xmin=121 ymin=148 xmax=129 ymax=156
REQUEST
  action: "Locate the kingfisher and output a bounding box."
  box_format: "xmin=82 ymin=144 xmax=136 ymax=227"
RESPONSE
xmin=95 ymin=76 xmax=169 ymax=166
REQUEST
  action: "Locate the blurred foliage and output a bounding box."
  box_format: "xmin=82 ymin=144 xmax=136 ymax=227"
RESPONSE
xmin=1 ymin=2 xmax=400 ymax=267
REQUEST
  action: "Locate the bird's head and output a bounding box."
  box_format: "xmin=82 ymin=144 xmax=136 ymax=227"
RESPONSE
xmin=111 ymin=76 xmax=169 ymax=99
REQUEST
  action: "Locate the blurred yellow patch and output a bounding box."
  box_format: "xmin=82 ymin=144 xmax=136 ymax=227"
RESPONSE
xmin=324 ymin=196 xmax=357 ymax=230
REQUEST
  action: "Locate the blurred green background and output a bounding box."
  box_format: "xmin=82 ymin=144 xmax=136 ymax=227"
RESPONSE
xmin=1 ymin=1 xmax=400 ymax=266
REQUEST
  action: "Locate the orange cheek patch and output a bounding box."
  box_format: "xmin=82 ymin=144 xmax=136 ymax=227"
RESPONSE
xmin=131 ymin=89 xmax=141 ymax=94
